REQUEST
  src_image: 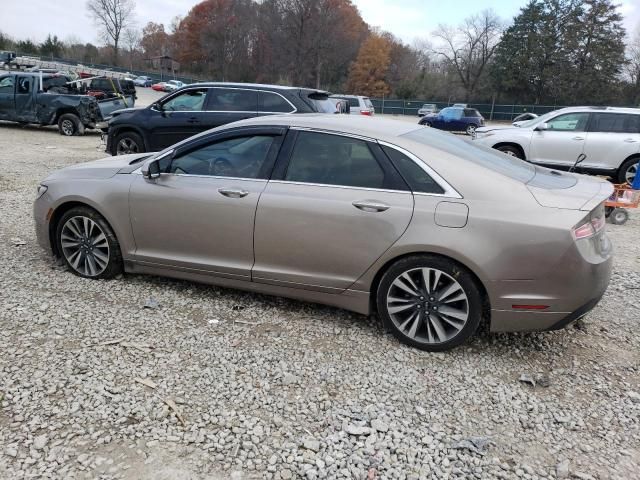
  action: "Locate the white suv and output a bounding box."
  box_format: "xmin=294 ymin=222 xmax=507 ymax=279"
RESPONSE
xmin=330 ymin=94 xmax=375 ymax=116
xmin=474 ymin=106 xmax=640 ymax=184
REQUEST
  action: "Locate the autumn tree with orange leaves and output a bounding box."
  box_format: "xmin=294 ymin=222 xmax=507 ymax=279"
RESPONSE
xmin=346 ymin=33 xmax=392 ymax=97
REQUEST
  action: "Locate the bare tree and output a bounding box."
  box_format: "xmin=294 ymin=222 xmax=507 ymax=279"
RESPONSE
xmin=122 ymin=28 xmax=140 ymax=70
xmin=86 ymin=0 xmax=136 ymax=65
xmin=626 ymin=27 xmax=640 ymax=105
xmin=433 ymin=10 xmax=502 ymax=101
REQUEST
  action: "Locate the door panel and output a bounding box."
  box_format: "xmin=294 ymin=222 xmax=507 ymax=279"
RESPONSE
xmin=129 ymin=174 xmax=266 ymax=278
xmin=14 ymin=76 xmax=37 ymax=122
xmin=0 ymin=76 xmax=15 ymax=120
xmin=529 ymin=113 xmax=590 ymax=167
xmin=253 ymin=183 xmax=413 ymax=291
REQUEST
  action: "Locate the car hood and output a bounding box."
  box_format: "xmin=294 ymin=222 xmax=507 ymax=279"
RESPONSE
xmin=44 ymin=153 xmax=150 ymax=181
xmin=110 ymin=106 xmax=145 ymax=119
xmin=476 ymin=125 xmax=523 ymax=134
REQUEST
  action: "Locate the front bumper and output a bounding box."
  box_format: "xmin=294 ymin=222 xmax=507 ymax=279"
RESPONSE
xmin=34 ymin=194 xmax=54 ymax=255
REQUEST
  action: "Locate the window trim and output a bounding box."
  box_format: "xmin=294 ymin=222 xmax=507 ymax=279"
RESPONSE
xmin=258 ymin=90 xmax=297 ymax=114
xmin=377 ymin=140 xmax=462 ymax=198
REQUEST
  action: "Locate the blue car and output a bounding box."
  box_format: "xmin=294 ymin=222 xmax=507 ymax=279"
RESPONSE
xmin=419 ymin=106 xmax=485 ymax=135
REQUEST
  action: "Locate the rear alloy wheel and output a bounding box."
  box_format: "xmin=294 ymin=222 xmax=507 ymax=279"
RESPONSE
xmin=377 ymin=255 xmax=482 ymax=351
xmin=56 ymin=207 xmax=123 ymax=279
xmin=617 ymin=158 xmax=638 ymax=185
xmin=114 ymin=132 xmax=144 ymax=156
xmin=466 ymin=124 xmax=477 ymax=135
xmin=496 ymin=145 xmax=524 ymax=159
xmin=58 ymin=113 xmax=80 ymax=136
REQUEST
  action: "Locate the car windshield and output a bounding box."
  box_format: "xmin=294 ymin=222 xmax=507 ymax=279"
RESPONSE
xmin=306 ymin=93 xmax=337 ymax=113
xmin=402 ymin=127 xmax=535 ymax=183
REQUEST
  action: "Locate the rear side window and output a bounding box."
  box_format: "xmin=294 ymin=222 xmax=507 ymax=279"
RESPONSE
xmin=464 ymin=109 xmax=480 ymax=117
xmin=590 ymin=113 xmax=640 ymax=134
xmin=403 ymin=127 xmax=535 ymax=183
xmin=259 ymin=91 xmax=295 ymax=113
xmin=364 ymin=98 xmax=373 ymax=108
xmin=206 ymin=88 xmax=257 ymax=112
xmin=381 ymin=145 xmax=444 ymax=194
xmin=285 ymin=131 xmax=385 ymax=188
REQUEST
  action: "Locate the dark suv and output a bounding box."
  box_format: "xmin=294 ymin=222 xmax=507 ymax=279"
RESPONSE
xmin=105 ymin=83 xmax=337 ymax=155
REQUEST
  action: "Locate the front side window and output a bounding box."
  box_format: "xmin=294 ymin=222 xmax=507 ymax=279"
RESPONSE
xmin=162 ymin=89 xmax=207 ymax=111
xmin=0 ymin=76 xmax=15 ymax=93
xmin=17 ymin=77 xmax=31 ymax=94
xmin=259 ymin=91 xmax=294 ymax=113
xmin=285 ymin=131 xmax=385 ymax=189
xmin=547 ymin=113 xmax=589 ymax=131
xmin=168 ymin=135 xmax=275 ymax=178
xmin=440 ymin=108 xmax=462 ymax=120
xmin=381 ymin=145 xmax=444 ymax=194
xmin=591 ymin=113 xmax=640 ymax=134
xmin=206 ymin=88 xmax=257 ymax=112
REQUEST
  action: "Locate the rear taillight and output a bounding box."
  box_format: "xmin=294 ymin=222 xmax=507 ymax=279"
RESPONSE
xmin=360 ymin=110 xmax=372 ymax=116
xmin=572 ymin=203 xmax=605 ymax=240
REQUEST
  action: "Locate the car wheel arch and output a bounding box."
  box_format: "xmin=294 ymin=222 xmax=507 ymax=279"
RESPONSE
xmin=111 ymin=126 xmax=149 ymax=152
xmin=366 ymin=251 xmax=491 ymax=322
xmin=492 ymin=142 xmax=526 ymax=160
xmin=48 ymin=200 xmax=121 ymax=258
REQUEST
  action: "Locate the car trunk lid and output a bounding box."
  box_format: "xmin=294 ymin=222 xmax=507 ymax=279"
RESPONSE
xmin=526 ymin=166 xmax=613 ymax=211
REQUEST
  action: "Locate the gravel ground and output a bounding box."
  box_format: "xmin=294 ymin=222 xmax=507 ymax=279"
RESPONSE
xmin=0 ymin=95 xmax=639 ymax=480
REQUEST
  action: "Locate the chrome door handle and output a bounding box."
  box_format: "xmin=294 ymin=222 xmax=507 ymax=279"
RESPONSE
xmin=572 ymin=136 xmax=585 ymax=141
xmin=218 ymin=188 xmax=249 ymax=198
xmin=352 ymin=200 xmax=390 ymax=212
xmin=624 ymin=138 xmax=638 ymax=143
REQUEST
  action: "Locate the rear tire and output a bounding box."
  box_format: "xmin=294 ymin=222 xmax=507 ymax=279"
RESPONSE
xmin=617 ymin=158 xmax=639 ymax=185
xmin=113 ymin=131 xmax=145 ymax=156
xmin=376 ymin=255 xmax=483 ymax=352
xmin=496 ymin=145 xmax=524 ymax=159
xmin=58 ymin=113 xmax=80 ymax=136
xmin=55 ymin=206 xmax=123 ymax=279
xmin=609 ymin=208 xmax=629 ymax=225
xmin=466 ymin=124 xmax=477 ymax=135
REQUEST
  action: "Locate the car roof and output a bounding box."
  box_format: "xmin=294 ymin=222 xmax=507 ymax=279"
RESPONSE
xmin=551 ymin=106 xmax=640 ymax=115
xmin=227 ymin=114 xmax=421 ymax=141
xmin=188 ymin=82 xmax=329 ymax=94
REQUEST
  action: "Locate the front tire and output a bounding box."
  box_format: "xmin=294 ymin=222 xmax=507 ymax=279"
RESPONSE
xmin=376 ymin=255 xmax=483 ymax=351
xmin=113 ymin=131 xmax=145 ymax=156
xmin=56 ymin=207 xmax=123 ymax=279
xmin=496 ymin=145 xmax=524 ymax=159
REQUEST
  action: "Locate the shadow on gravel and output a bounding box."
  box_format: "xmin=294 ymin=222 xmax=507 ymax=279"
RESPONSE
xmin=0 ymin=121 xmax=102 ymax=136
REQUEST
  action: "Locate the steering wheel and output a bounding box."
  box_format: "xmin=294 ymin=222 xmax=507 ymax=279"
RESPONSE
xmin=210 ymin=157 xmax=237 ymax=177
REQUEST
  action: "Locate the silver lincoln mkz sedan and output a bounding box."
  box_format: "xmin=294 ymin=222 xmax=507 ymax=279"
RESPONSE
xmin=34 ymin=115 xmax=613 ymax=351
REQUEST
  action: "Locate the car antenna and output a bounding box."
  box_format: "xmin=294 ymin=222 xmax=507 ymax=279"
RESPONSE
xmin=569 ymin=153 xmax=586 ymax=173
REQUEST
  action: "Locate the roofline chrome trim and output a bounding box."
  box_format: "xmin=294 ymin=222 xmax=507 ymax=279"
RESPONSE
xmin=289 ymin=126 xmax=376 ymax=142
xmin=152 ymin=86 xmax=297 ymax=114
xmin=377 ymin=140 xmax=463 ymax=199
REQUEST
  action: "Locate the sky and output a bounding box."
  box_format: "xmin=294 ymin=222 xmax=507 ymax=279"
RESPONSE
xmin=1 ymin=0 xmax=639 ymax=46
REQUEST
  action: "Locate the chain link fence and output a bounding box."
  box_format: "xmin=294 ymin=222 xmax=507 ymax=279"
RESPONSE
xmin=371 ymin=99 xmax=567 ymax=121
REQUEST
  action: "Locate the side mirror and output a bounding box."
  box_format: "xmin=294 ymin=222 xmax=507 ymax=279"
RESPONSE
xmin=535 ymin=122 xmax=549 ymax=131
xmin=142 ymin=159 xmax=161 ymax=180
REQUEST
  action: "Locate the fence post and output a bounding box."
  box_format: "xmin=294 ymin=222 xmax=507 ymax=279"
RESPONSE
xmin=490 ymin=94 xmax=496 ymax=121
xmin=382 ymin=94 xmax=385 ymax=115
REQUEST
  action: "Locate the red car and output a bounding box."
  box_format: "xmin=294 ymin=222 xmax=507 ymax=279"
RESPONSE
xmin=151 ymin=82 xmax=166 ymax=92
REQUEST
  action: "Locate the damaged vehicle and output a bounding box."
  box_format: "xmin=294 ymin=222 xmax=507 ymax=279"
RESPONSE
xmin=0 ymin=72 xmax=103 ymax=136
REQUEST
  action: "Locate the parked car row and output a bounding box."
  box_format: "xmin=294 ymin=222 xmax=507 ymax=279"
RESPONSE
xmin=419 ymin=106 xmax=485 ymax=135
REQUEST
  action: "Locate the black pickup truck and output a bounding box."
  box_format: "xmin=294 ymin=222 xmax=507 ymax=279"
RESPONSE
xmin=0 ymin=72 xmax=103 ymax=135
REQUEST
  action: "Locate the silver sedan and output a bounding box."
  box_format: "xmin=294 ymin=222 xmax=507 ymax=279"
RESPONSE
xmin=34 ymin=115 xmax=613 ymax=351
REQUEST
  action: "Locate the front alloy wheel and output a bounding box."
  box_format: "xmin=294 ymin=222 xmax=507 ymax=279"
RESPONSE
xmin=56 ymin=207 xmax=123 ymax=279
xmin=377 ymin=256 xmax=482 ymax=351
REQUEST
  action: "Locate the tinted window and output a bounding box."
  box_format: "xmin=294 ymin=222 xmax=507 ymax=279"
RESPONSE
xmin=285 ymin=132 xmax=385 ymax=188
xmin=547 ymin=113 xmax=589 ymax=132
xmin=207 ymin=88 xmax=257 ymax=112
xmin=464 ymin=109 xmax=481 ymax=117
xmin=259 ymin=91 xmax=294 ymax=113
xmin=382 ymin=145 xmax=444 ymax=194
xmin=305 ymin=93 xmax=336 ymax=113
xmin=0 ymin=76 xmax=14 ymax=93
xmin=162 ymin=89 xmax=207 ymax=111
xmin=590 ymin=113 xmax=640 ymax=134
xmin=403 ymin=127 xmax=535 ymax=183
xmin=169 ymin=136 xmax=275 ymax=178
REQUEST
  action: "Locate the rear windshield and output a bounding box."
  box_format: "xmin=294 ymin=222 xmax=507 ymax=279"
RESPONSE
xmin=402 ymin=127 xmax=535 ymax=183
xmin=305 ymin=92 xmax=336 ymax=113
xmin=364 ymin=98 xmax=373 ymax=108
